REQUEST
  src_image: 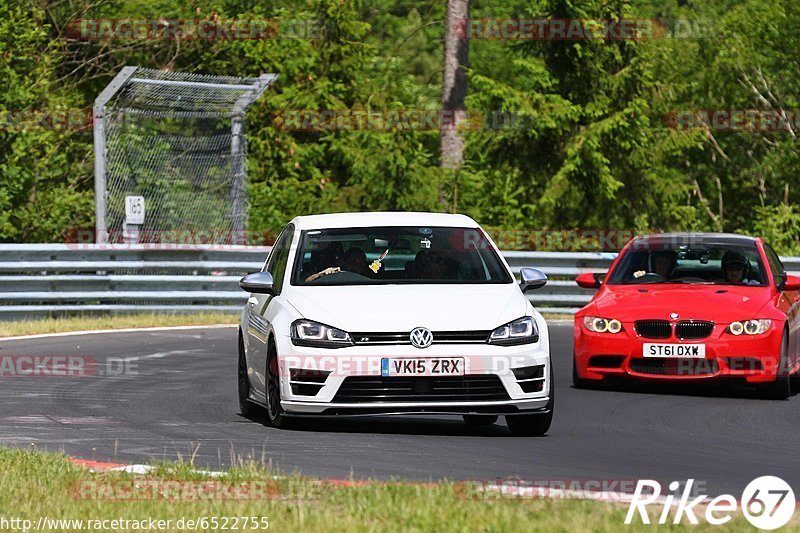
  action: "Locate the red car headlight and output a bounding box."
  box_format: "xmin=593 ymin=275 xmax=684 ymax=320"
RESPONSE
xmin=584 ymin=316 xmax=623 ymax=334
xmin=726 ymin=319 xmax=771 ymax=336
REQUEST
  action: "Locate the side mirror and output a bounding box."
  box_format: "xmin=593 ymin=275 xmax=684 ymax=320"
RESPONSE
xmin=519 ymin=267 xmax=547 ymax=292
xmin=782 ymin=274 xmax=800 ymax=291
xmin=576 ymin=272 xmax=605 ymax=289
xmin=239 ymin=272 xmax=275 ymax=294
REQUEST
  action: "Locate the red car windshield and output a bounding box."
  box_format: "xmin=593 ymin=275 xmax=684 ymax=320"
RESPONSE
xmin=607 ymin=242 xmax=768 ymax=286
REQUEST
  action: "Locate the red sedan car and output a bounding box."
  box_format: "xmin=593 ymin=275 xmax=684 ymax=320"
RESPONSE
xmin=573 ymin=233 xmax=800 ymax=399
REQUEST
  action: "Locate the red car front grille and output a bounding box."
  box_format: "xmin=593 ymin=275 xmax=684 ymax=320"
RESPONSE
xmin=675 ymin=321 xmax=714 ymax=340
xmin=634 ymin=320 xmax=714 ymax=340
xmin=634 ymin=320 xmax=672 ymax=339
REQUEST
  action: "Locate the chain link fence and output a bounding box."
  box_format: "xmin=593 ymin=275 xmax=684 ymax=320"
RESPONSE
xmin=93 ymin=67 xmax=276 ymax=244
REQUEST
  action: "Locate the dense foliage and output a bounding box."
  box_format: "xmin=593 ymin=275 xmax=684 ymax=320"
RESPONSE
xmin=1 ymin=0 xmax=798 ymax=251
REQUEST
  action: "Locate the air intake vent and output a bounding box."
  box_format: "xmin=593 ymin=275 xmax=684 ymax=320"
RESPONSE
xmin=332 ymin=375 xmax=509 ymax=403
xmin=629 ymin=358 xmax=718 ymax=376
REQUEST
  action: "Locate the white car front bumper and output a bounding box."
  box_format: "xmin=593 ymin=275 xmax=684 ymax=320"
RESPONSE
xmin=274 ymin=334 xmax=551 ymax=416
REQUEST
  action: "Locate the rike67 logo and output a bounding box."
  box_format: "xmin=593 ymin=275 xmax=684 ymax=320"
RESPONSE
xmin=626 ymin=476 xmax=795 ymax=530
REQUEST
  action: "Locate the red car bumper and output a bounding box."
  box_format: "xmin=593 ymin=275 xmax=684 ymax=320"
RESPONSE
xmin=573 ymin=320 xmax=783 ymax=384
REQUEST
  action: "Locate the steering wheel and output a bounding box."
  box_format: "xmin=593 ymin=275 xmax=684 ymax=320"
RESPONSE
xmin=632 ymin=272 xmax=666 ymax=283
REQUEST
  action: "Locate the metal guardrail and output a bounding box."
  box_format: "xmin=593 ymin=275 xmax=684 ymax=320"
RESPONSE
xmin=0 ymin=245 xmax=267 ymax=319
xmin=1 ymin=244 xmax=798 ymax=320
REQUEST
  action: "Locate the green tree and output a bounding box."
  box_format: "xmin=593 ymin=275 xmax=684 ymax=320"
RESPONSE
xmin=459 ymin=0 xmax=699 ymax=238
xmin=0 ymin=2 xmax=92 ymax=242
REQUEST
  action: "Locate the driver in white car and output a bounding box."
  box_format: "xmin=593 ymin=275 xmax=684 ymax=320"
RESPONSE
xmin=340 ymin=247 xmax=369 ymax=276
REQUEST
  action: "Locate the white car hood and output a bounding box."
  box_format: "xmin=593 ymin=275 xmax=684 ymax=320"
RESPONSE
xmin=286 ymin=283 xmax=528 ymax=332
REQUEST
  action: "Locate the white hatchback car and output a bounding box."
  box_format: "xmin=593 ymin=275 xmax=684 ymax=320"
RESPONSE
xmin=238 ymin=212 xmax=553 ymax=435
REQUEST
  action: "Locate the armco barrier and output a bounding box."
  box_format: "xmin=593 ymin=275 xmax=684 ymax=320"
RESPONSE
xmin=0 ymin=244 xmax=798 ymax=320
xmin=0 ymin=244 xmax=266 ymax=320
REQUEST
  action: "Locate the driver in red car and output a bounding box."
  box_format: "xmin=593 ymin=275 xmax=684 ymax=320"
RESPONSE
xmin=650 ymin=251 xmax=677 ymax=279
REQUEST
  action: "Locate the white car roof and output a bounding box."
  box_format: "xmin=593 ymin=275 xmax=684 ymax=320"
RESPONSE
xmin=288 ymin=211 xmax=480 ymax=230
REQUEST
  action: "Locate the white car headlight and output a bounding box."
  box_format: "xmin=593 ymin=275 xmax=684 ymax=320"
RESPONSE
xmin=727 ymin=319 xmax=771 ymax=336
xmin=584 ymin=316 xmax=623 ymax=334
xmin=488 ymin=317 xmax=539 ymax=346
xmin=291 ymin=319 xmax=353 ymax=348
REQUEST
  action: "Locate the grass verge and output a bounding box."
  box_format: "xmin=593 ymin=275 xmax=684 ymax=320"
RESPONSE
xmin=0 ymin=313 xmax=237 ymax=338
xmin=0 ymin=448 xmax=765 ymax=532
xmin=541 ymin=313 xmax=574 ymax=321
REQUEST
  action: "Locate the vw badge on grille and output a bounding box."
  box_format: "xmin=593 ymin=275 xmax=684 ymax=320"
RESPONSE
xmin=409 ymin=327 xmax=433 ymax=349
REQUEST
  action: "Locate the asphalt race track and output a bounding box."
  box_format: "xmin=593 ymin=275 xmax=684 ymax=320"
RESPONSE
xmin=0 ymin=324 xmax=798 ymax=496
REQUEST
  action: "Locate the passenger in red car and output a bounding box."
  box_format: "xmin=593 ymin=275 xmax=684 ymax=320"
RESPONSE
xmin=721 ymin=251 xmax=759 ymax=285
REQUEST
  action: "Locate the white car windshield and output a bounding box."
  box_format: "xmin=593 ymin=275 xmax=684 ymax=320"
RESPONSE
xmin=291 ymin=226 xmax=513 ymax=285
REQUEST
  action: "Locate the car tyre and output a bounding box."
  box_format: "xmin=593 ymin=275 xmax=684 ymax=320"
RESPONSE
xmin=760 ymin=331 xmax=791 ymax=400
xmin=506 ymin=366 xmax=554 ymax=436
xmin=238 ymin=331 xmax=259 ymax=418
xmin=265 ymin=338 xmax=292 ymax=428
xmin=463 ymin=415 xmax=498 ymax=426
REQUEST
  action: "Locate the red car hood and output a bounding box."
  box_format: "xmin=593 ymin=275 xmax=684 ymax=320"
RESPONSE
xmin=590 ymin=284 xmax=773 ymax=323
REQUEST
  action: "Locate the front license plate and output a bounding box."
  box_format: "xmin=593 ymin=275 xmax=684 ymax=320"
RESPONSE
xmin=643 ymin=343 xmax=706 ymax=358
xmin=380 ymin=357 xmax=465 ymax=376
